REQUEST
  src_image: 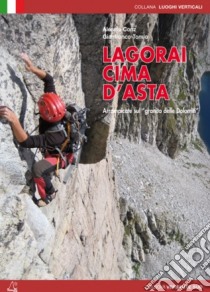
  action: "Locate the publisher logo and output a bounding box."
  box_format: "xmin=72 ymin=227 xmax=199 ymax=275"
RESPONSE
xmin=7 ymin=282 xmax=18 ymax=292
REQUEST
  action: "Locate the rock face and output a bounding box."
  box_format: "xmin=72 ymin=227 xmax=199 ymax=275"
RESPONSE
xmin=0 ymin=14 xmax=130 ymax=280
xmin=115 ymin=14 xmax=210 ymax=158
xmin=0 ymin=13 xmax=210 ymax=281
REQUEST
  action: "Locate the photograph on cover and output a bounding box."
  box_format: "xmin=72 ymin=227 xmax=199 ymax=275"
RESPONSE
xmin=0 ymin=14 xmax=210 ymax=287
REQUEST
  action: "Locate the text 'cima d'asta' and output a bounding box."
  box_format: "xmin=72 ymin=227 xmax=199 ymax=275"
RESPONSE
xmin=102 ymin=46 xmax=187 ymax=101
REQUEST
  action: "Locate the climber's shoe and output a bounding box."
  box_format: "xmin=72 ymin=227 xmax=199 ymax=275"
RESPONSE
xmin=31 ymin=195 xmax=47 ymax=207
xmin=37 ymin=199 xmax=47 ymax=207
xmin=31 ymin=190 xmax=57 ymax=207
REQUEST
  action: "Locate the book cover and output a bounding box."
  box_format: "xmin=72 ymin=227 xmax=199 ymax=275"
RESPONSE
xmin=0 ymin=1 xmax=209 ymax=291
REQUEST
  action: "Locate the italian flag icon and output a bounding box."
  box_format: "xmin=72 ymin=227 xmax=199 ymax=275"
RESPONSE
xmin=0 ymin=0 xmax=24 ymax=13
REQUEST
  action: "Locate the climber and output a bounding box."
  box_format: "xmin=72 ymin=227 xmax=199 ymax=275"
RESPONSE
xmin=0 ymin=53 xmax=74 ymax=207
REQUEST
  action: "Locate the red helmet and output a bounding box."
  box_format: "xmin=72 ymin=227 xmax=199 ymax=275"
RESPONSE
xmin=38 ymin=93 xmax=66 ymax=123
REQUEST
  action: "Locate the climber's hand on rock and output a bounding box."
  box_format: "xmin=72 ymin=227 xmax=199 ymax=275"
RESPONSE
xmin=0 ymin=106 xmax=17 ymax=123
xmin=20 ymin=53 xmax=46 ymax=79
xmin=21 ymin=53 xmax=35 ymax=72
